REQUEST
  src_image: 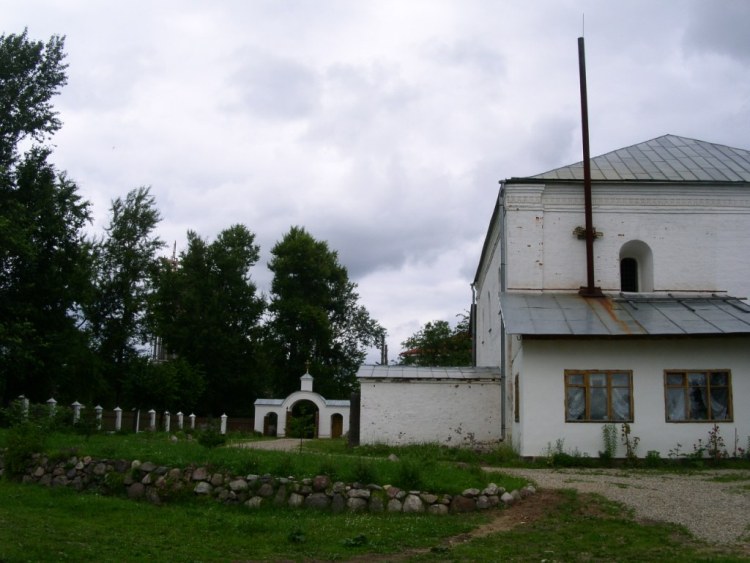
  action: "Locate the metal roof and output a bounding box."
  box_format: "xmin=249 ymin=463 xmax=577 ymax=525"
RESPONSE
xmin=500 ymin=292 xmax=750 ymax=337
xmin=357 ymin=365 xmax=502 ymax=380
xmin=526 ymin=135 xmax=750 ymax=183
xmin=254 ymin=397 xmax=350 ymax=407
xmin=325 ymin=400 xmax=350 ymax=407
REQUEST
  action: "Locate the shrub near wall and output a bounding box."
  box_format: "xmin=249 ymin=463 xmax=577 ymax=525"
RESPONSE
xmin=0 ymin=452 xmax=535 ymax=514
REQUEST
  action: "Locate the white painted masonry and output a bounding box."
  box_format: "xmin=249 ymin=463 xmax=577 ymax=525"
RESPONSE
xmin=253 ymin=371 xmax=349 ymax=439
xmin=499 ymin=183 xmax=750 ymax=296
xmin=515 ymin=337 xmax=750 ymax=457
xmin=473 ymin=135 xmax=750 ymax=458
xmin=357 ymin=367 xmax=502 ymax=446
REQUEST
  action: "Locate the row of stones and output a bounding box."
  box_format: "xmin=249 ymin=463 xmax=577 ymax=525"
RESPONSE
xmin=8 ymin=453 xmax=536 ymax=514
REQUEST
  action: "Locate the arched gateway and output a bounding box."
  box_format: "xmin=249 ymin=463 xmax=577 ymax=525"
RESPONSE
xmin=253 ymin=370 xmax=350 ymax=439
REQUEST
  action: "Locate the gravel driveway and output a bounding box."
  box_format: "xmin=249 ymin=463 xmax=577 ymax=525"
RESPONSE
xmin=236 ymin=440 xmax=750 ymax=545
xmin=496 ymin=467 xmax=750 ymax=545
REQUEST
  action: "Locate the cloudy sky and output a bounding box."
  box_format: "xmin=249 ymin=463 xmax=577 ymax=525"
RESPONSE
xmin=4 ymin=1 xmax=750 ymax=363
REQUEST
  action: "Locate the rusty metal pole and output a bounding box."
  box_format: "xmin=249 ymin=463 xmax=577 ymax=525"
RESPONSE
xmin=577 ymin=36 xmax=602 ymax=297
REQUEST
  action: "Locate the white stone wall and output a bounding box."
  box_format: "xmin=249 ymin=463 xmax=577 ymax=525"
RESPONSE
xmin=253 ymin=391 xmax=349 ymax=439
xmin=474 ymin=204 xmax=504 ymax=368
xmin=472 ymin=177 xmax=750 ymax=457
xmin=515 ymin=336 xmax=750 ymax=458
xmin=502 ymin=183 xmax=750 ymax=296
xmin=359 ymin=379 xmax=502 ymax=446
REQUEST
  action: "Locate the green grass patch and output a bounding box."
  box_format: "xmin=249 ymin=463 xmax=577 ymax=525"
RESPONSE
xmin=0 ymin=480 xmax=486 ymax=561
xmin=707 ymin=472 xmax=750 ymax=483
xmin=411 ymin=489 xmax=749 ymax=562
xmin=0 ymin=430 xmax=527 ymax=495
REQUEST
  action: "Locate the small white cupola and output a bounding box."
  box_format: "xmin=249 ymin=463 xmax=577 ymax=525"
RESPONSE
xmin=300 ymin=363 xmax=313 ymax=392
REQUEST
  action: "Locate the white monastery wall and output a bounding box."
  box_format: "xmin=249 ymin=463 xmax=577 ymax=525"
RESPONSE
xmin=503 ymin=184 xmax=750 ymax=297
xmin=359 ymin=379 xmax=502 ymax=446
xmin=474 ymin=218 xmax=504 ymax=368
xmin=516 ymin=337 xmax=750 ymax=458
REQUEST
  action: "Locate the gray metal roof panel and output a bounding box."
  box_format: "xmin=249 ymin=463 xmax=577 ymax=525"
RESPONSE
xmin=500 ymin=293 xmax=750 ymax=337
xmin=356 ymin=365 xmax=502 ymax=380
xmin=325 ymin=400 xmax=350 ymax=407
xmin=254 ymin=398 xmax=284 ymax=406
xmin=529 ymin=135 xmax=750 ymax=182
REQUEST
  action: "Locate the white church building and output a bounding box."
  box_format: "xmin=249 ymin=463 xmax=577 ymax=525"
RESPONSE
xmin=355 ymin=135 xmax=750 ymax=457
xmin=473 ymin=134 xmax=750 ymax=457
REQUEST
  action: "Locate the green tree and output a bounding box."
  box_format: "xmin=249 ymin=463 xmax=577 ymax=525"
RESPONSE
xmin=398 ymin=314 xmax=472 ymax=366
xmin=150 ymin=225 xmax=264 ymax=415
xmin=122 ymin=357 xmax=205 ymax=414
xmin=0 ymin=31 xmax=95 ymax=404
xmin=265 ymin=226 xmax=384 ymax=398
xmin=0 ymin=29 xmax=67 ymax=170
xmin=88 ymin=187 xmax=164 ymax=405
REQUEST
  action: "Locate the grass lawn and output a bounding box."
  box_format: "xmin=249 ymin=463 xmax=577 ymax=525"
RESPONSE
xmin=0 ymin=479 xmax=485 ymax=561
xmin=1 ymin=481 xmax=747 ymax=562
xmin=2 ymin=430 xmax=528 ymax=495
xmin=2 ymin=429 xmax=750 ymax=561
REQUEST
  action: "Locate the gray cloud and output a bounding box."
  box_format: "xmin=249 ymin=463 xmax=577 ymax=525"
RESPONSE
xmin=228 ymin=51 xmax=321 ymax=119
xmin=4 ymin=0 xmax=750 ymax=361
xmin=684 ymin=3 xmax=750 ymax=64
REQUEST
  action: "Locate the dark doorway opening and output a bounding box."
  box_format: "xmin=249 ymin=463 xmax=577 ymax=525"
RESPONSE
xmin=287 ymin=401 xmax=318 ymax=438
xmin=620 ymin=257 xmax=638 ymax=292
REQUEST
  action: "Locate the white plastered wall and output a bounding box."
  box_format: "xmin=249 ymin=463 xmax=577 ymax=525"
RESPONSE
xmin=359 ymin=379 xmax=502 ymax=446
xmin=503 ymin=183 xmax=750 ymax=297
xmin=516 ymin=336 xmax=750 ymax=458
xmin=253 ymin=390 xmax=349 ymax=439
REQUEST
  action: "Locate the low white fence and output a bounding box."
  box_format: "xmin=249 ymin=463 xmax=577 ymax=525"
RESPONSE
xmin=13 ymin=395 xmax=232 ymax=434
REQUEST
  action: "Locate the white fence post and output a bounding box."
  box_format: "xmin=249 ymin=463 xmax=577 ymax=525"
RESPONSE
xmin=47 ymin=397 xmax=57 ymax=417
xmin=189 ymin=413 xmax=196 ymax=430
xmin=71 ymin=401 xmax=83 ymax=424
xmin=148 ymin=409 xmax=156 ymax=431
xmin=164 ymin=411 xmax=171 ymax=433
xmin=114 ymin=407 xmax=122 ymax=431
xmin=220 ymin=414 xmax=228 ymax=435
xmin=19 ymin=395 xmax=29 ymax=418
xmin=177 ymin=411 xmax=184 ymax=430
xmin=94 ymin=405 xmax=103 ymax=430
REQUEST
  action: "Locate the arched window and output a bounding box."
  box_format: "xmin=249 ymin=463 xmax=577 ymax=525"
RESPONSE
xmin=619 ymin=241 xmax=653 ymax=293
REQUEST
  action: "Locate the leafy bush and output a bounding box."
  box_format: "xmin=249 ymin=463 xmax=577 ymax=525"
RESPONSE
xmin=1 ymin=400 xmax=50 ymax=478
xmin=599 ymin=423 xmax=617 ymax=464
xmin=644 ymin=450 xmax=662 ymax=468
xmin=196 ymin=425 xmax=226 ymax=449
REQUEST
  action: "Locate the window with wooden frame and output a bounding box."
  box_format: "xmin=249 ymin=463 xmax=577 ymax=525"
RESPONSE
xmin=564 ymin=370 xmax=633 ymax=422
xmin=664 ymin=370 xmax=732 ymax=422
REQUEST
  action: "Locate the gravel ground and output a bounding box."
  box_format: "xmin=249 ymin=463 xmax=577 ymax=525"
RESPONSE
xmin=496 ymin=467 xmax=750 ymax=545
xmin=236 ymin=440 xmax=750 ymax=545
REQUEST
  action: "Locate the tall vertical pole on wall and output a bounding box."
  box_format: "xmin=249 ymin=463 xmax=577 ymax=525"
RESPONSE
xmin=577 ymin=36 xmax=603 ymax=298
